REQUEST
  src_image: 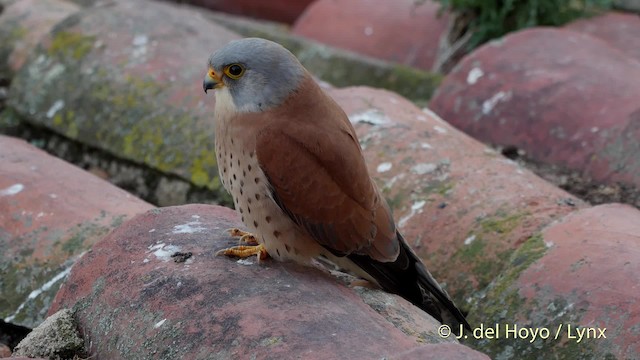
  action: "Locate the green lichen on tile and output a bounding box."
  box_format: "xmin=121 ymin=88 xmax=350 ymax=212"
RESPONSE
xmin=61 ymin=232 xmax=86 ymax=255
xmin=0 ymin=24 xmax=27 ymax=53
xmin=26 ymin=63 xmax=223 ymax=194
xmin=48 ymin=31 xmax=95 ymax=60
xmin=0 ymin=24 xmax=27 ymax=77
xmin=458 ymin=234 xmax=611 ymax=359
xmin=0 ymin=260 xmax=22 ymax=319
xmin=463 ymin=234 xmax=543 ymax=355
xmin=457 ymin=235 xmax=486 ymax=260
xmin=445 ymin=237 xmax=513 ymax=303
xmin=72 ymin=276 xmax=105 ymax=315
xmin=1 ymin=211 xmax=122 ymax=327
xmin=110 ymin=214 xmax=127 ymax=228
xmin=479 ymin=211 xmax=526 ymax=234
xmin=476 ymin=303 xmax=603 ymax=360
xmin=92 ymin=75 xmax=219 ymax=191
xmin=472 ymin=247 xmax=514 ymax=285
xmin=7 ymin=25 xmax=225 ymax=195
xmin=420 ymin=179 xmax=455 ymax=198
xmin=190 ymin=148 xmax=217 ymax=187
xmin=53 ymin=111 xmax=79 ymax=138
xmin=0 ymin=258 xmax=68 ymax=327
xmin=513 ymin=232 xmax=546 ymax=264
xmin=52 ymin=219 xmax=109 ymax=256
xmin=0 ymin=108 xmax=24 ymax=131
xmin=436 ymin=182 xmax=455 ymax=196
xmin=11 ymin=26 xmax=27 ymax=40
xmin=462 ymin=233 xmax=544 ymax=318
xmin=19 ymin=247 xmax=35 ymax=258
xmin=387 ymin=63 xmax=443 ymax=105
xmin=383 ymin=191 xmax=407 ymax=212
xmin=443 ymin=210 xmax=530 ymax=304
xmin=259 ymin=336 xmax=283 ymax=347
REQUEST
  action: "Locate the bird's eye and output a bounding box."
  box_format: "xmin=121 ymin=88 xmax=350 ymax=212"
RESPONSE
xmin=224 ymin=64 xmax=245 ymax=79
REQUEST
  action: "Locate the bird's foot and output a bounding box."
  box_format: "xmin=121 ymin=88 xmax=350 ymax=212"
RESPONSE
xmin=216 ymin=244 xmax=269 ymax=261
xmin=226 ymin=228 xmax=259 ymax=245
xmin=218 ymin=228 xmax=269 ymax=261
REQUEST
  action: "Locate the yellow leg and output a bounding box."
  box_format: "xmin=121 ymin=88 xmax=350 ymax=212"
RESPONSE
xmin=218 ymin=228 xmax=269 ymax=261
xmin=216 ymin=244 xmax=269 ymax=261
xmin=226 ymin=228 xmax=259 ymax=245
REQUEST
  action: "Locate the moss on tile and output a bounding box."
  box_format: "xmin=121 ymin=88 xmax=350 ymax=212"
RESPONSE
xmin=0 ymin=23 xmax=26 ymax=77
xmin=458 ymin=236 xmax=487 ymax=260
xmin=479 ymin=212 xmax=526 ymax=234
xmin=13 ymin=54 xmax=224 ymax=195
xmin=0 ymin=209 xmax=128 ymax=327
xmin=7 ymin=25 xmax=27 ymax=42
xmin=59 ymin=221 xmax=109 ymax=255
xmin=0 ymin=108 xmax=23 ymax=130
xmin=444 ymin=210 xmax=531 ymax=304
xmin=7 ymin=18 xmax=227 ymax=199
xmin=384 ymin=191 xmax=407 ymax=212
xmin=190 ymin=148 xmax=217 ymax=188
xmin=48 ymin=31 xmax=95 ymax=61
xmin=467 ymin=285 xmax=610 ymax=359
xmin=421 ymin=179 xmax=455 ymax=198
xmin=260 ymin=336 xmax=283 ymax=347
xmin=485 ymin=233 xmax=546 ymax=300
xmin=461 ymin=233 xmax=598 ymax=359
xmin=0 ymin=258 xmax=69 ymax=327
xmin=110 ymin=214 xmax=127 ymax=228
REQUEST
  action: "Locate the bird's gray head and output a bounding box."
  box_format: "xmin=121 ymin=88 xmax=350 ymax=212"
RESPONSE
xmin=203 ymin=38 xmax=306 ymax=113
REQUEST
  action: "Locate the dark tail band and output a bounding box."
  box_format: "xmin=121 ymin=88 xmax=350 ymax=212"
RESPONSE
xmin=348 ymin=231 xmax=471 ymax=330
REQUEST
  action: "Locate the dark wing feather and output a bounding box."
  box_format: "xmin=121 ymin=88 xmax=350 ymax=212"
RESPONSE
xmin=348 ymin=232 xmax=472 ymax=330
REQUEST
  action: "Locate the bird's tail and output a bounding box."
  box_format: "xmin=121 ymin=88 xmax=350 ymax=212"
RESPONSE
xmin=347 ymin=231 xmax=471 ymax=330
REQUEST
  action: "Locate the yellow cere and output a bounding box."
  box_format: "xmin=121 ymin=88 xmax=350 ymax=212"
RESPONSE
xmin=208 ymin=68 xmax=218 ymax=80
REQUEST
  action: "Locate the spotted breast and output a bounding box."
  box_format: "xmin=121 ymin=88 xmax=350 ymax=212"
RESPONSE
xmin=214 ymin=87 xmax=324 ymax=263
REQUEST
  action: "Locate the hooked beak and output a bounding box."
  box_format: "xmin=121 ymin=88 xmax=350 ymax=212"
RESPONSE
xmin=203 ymin=68 xmax=222 ymax=93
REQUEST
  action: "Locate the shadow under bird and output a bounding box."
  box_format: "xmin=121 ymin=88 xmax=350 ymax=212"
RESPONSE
xmin=203 ymin=37 xmax=470 ymax=330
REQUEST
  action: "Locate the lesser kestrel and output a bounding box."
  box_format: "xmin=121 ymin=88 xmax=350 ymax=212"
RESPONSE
xmin=203 ymin=38 xmax=470 ymax=330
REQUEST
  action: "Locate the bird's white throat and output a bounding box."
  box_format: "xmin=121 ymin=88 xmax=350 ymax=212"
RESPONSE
xmin=214 ymin=87 xmax=238 ymax=119
xmin=214 ymin=85 xmax=267 ymax=114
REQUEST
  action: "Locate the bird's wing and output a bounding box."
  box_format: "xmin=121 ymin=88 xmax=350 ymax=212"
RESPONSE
xmin=254 ymin=79 xmax=470 ymax=330
xmin=255 ymin=92 xmax=398 ymax=261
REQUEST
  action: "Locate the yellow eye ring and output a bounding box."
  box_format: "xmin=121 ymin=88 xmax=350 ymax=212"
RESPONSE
xmin=223 ymin=63 xmax=245 ymax=79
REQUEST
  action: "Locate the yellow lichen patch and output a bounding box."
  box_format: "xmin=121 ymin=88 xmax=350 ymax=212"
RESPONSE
xmin=479 ymin=211 xmax=527 ymax=234
xmin=9 ymin=26 xmax=27 ymax=41
xmin=48 ymin=31 xmax=95 ymax=61
xmin=53 ymin=113 xmax=64 ymax=126
xmin=125 ymin=75 xmax=162 ymax=96
xmin=52 ymin=110 xmax=79 ymax=138
xmin=66 ymin=120 xmax=79 ymax=138
xmin=190 ymin=148 xmax=217 ymax=187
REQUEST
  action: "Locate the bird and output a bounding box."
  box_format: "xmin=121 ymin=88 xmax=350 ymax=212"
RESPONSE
xmin=203 ymin=37 xmax=470 ymax=330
